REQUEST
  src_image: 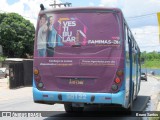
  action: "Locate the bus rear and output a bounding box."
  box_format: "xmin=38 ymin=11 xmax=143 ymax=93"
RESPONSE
xmin=33 ymin=7 xmax=127 ymax=112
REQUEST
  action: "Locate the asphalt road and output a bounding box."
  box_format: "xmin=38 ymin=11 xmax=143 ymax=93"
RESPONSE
xmin=0 ymin=76 xmax=159 ymax=120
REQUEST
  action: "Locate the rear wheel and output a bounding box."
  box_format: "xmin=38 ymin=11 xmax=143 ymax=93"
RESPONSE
xmin=126 ymin=83 xmax=134 ymax=114
xmin=126 ymin=97 xmax=133 ymax=112
xmin=64 ymin=104 xmax=72 ymax=113
xmin=64 ymin=104 xmax=84 ymax=113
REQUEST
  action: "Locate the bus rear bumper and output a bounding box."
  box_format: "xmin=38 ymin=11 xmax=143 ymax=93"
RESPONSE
xmin=33 ymin=87 xmax=125 ymax=106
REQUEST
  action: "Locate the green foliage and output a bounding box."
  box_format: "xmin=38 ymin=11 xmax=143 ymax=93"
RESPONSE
xmin=141 ymin=51 xmax=160 ymax=61
xmin=142 ymin=60 xmax=160 ymax=69
xmin=0 ymin=13 xmax=35 ymax=58
xmin=0 ymin=55 xmax=6 ymax=62
xmin=141 ymin=51 xmax=160 ymax=68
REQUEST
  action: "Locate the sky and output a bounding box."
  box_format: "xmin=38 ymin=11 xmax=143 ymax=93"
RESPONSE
xmin=0 ymin=0 xmax=160 ymax=52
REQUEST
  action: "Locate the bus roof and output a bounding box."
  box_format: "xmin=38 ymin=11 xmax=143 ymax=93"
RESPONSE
xmin=39 ymin=7 xmax=123 ymax=14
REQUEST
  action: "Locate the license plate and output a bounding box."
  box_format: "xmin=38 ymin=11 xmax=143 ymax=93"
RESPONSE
xmin=69 ymin=79 xmax=84 ymax=85
xmin=67 ymin=93 xmax=86 ymax=100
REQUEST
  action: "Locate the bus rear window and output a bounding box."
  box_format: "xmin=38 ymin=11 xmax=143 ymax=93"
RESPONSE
xmin=36 ymin=11 xmax=121 ymax=57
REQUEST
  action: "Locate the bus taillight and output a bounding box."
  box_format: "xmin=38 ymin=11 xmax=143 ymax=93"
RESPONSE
xmin=115 ymin=77 xmax=121 ymax=84
xmin=35 ymin=75 xmax=41 ymax=81
xmin=116 ymin=70 xmax=123 ymax=77
xmin=34 ymin=69 xmax=39 ymax=75
xmin=111 ymin=84 xmax=118 ymax=91
xmin=38 ymin=82 xmax=44 ymax=88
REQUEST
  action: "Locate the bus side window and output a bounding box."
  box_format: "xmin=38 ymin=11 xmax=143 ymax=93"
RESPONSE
xmin=125 ymin=25 xmax=129 ymax=63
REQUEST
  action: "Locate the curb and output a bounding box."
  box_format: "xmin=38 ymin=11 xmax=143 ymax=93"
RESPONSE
xmin=157 ymin=102 xmax=160 ymax=111
xmin=156 ymin=93 xmax=160 ymax=111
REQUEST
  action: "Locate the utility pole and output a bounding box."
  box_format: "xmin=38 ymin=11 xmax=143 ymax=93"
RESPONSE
xmin=50 ymin=0 xmax=72 ymax=8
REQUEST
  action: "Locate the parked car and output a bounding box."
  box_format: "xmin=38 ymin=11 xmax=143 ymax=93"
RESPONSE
xmin=141 ymin=72 xmax=147 ymax=81
xmin=0 ymin=68 xmax=8 ymax=78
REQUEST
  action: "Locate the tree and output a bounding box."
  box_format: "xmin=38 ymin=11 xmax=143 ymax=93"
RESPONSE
xmin=0 ymin=13 xmax=35 ymax=58
xmin=141 ymin=51 xmax=160 ymax=61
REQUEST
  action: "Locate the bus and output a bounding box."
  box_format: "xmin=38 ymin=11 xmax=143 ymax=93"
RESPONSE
xmin=33 ymin=7 xmax=141 ymax=112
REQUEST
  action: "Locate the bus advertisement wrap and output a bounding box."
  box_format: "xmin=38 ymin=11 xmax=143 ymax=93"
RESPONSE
xmin=33 ymin=7 xmax=141 ymax=113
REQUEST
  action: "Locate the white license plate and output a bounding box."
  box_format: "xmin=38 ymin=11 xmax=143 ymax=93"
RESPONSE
xmin=67 ymin=93 xmax=87 ymax=100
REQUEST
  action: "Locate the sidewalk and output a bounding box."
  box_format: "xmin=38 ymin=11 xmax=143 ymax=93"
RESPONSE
xmin=0 ymin=78 xmax=32 ymax=102
xmin=157 ymin=92 xmax=160 ymax=111
xmin=0 ymin=77 xmax=9 ymax=89
xmin=149 ymin=75 xmax=160 ymax=111
xmin=155 ymin=77 xmax=160 ymax=111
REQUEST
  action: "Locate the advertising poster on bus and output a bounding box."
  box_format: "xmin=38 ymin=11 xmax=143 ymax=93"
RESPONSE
xmin=36 ymin=12 xmax=120 ymax=58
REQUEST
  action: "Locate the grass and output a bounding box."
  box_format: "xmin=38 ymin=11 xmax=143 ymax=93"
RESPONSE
xmin=142 ymin=60 xmax=160 ymax=69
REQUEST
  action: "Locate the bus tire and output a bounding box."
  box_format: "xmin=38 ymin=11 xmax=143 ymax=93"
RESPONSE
xmin=127 ymin=96 xmax=133 ymax=113
xmin=126 ymin=83 xmax=134 ymax=114
xmin=64 ymin=104 xmax=84 ymax=113
xmin=64 ymin=104 xmax=73 ymax=113
xmin=73 ymin=107 xmax=84 ymax=113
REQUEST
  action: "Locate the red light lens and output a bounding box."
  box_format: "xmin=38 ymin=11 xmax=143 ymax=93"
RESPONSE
xmin=35 ymin=75 xmax=41 ymax=81
xmin=115 ymin=77 xmax=121 ymax=84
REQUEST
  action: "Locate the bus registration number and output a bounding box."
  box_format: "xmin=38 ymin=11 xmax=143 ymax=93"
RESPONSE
xmin=69 ymin=79 xmax=84 ymax=85
xmin=67 ymin=93 xmax=87 ymax=100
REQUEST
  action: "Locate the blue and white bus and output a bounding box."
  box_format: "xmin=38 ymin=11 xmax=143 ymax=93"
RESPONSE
xmin=33 ymin=7 xmax=141 ymax=112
